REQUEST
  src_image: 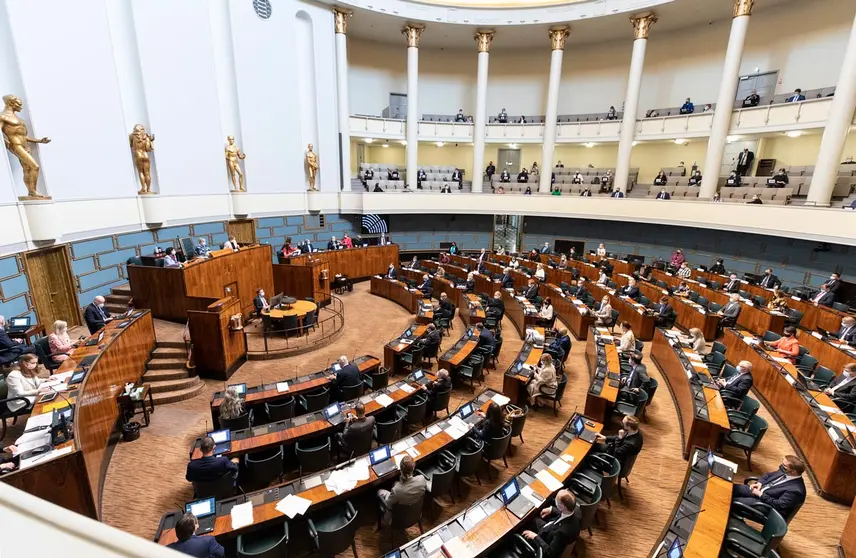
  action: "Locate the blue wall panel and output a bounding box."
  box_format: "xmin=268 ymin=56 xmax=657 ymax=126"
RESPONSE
xmin=116 ymin=231 xmax=154 ymax=249
xmin=155 ymin=226 xmax=192 ymax=242
xmin=71 ymin=237 xmax=116 ymax=258
xmin=0 ymin=256 xmax=19 ymax=278
xmin=0 ymin=274 xmax=30 ymax=299
xmin=0 ymin=296 xmax=29 ymax=318
xmin=192 ymin=222 xmax=225 ymax=235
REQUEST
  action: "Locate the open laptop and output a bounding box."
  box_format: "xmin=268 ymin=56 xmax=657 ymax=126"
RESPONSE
xmin=6 ymin=317 xmax=30 ymax=333
xmin=410 ymin=369 xmax=431 ymax=386
xmin=466 ymin=327 xmax=474 ymax=338
xmin=370 ymin=445 xmax=398 ymax=477
xmin=324 ymin=402 xmax=345 ymax=426
xmin=514 ymin=361 xmax=532 ymax=379
xmin=403 ymin=327 xmax=413 ymax=338
xmin=696 ymin=449 xmax=732 ymax=480
xmin=501 ymin=477 xmax=534 ymax=519
xmin=69 ymin=368 xmax=88 ymax=386
xmin=84 ymin=331 xmax=105 ymax=347
xmin=228 ymin=383 xmax=247 ymax=399
xmin=185 ymin=497 xmax=217 ymax=534
xmin=207 ymin=429 xmax=232 ymax=455
xmin=458 ymin=402 xmax=480 ymax=425
xmin=572 ymin=415 xmax=598 ymax=443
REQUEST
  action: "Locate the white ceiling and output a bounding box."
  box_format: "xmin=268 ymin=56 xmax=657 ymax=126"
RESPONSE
xmin=345 ymin=0 xmax=799 ymax=51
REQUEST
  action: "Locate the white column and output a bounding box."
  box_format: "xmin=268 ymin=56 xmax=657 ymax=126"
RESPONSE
xmin=334 ymin=9 xmax=352 ymax=191
xmin=700 ymin=0 xmax=753 ymax=199
xmin=471 ymin=31 xmax=494 ymax=194
xmin=807 ymin=13 xmax=856 ymax=206
xmin=403 ymin=25 xmax=423 ymax=190
xmin=614 ymin=14 xmax=657 ymax=193
xmin=539 ymin=27 xmax=569 ymax=193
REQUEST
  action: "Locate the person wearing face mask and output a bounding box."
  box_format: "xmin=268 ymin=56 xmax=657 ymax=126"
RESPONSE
xmin=386 ymin=263 xmax=398 ymax=281
xmin=717 ymin=360 xmax=753 ymax=408
xmin=731 ymin=455 xmax=806 ymax=522
xmin=824 ymin=363 xmax=856 ymax=401
xmin=253 ymin=288 xmax=269 ymax=316
xmin=195 ymin=237 xmax=212 ymax=258
xmin=0 ymin=315 xmax=35 ymax=364
xmin=83 ymin=296 xmax=113 ymax=334
xmin=764 ymin=326 xmax=800 ymax=363
xmin=710 ymin=258 xmax=726 ymax=275
xmin=833 ymin=317 xmax=856 ymax=345
xmin=520 ymin=489 xmax=581 ymax=557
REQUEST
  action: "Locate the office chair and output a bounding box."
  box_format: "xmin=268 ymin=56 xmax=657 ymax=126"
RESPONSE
xmin=265 ymin=397 xmax=295 ymax=422
xmin=238 ymin=522 xmax=289 ymax=558
xmin=377 ymin=483 xmax=426 ymax=545
xmin=243 ymin=446 xmax=284 ymax=490
xmin=536 ymin=373 xmax=568 ymax=416
xmin=723 ymin=502 xmax=787 ymax=557
xmin=364 ymin=367 xmax=389 ymax=391
xmin=295 ymin=437 xmax=331 ymax=477
xmin=307 ymin=501 xmax=359 ymax=558
xmin=723 ymin=414 xmax=768 ymax=470
xmin=481 ymin=428 xmax=512 ymax=479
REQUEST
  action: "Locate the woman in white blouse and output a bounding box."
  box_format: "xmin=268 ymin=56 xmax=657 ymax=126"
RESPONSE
xmin=509 ymin=258 xmax=520 ymax=269
xmin=686 ymin=327 xmax=708 ymax=356
xmin=535 ymin=263 xmax=546 ymax=282
xmin=597 ymin=271 xmax=609 ymax=286
xmin=594 ymin=296 xmax=613 ymax=326
xmin=617 ymin=322 xmax=636 ymax=354
xmin=596 ymin=243 xmax=607 ymax=257
xmin=527 ymin=353 xmax=558 ymax=406
xmin=539 ymin=297 xmax=554 ymax=325
xmin=6 ymin=354 xmax=45 ymax=412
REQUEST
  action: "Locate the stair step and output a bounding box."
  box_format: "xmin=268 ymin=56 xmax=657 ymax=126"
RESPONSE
xmin=143 ymin=368 xmax=190 ymax=382
xmin=146 ymin=358 xmax=187 ymax=370
xmin=151 ymin=347 xmax=186 ymax=359
xmin=146 ymin=377 xmax=200 ymax=394
xmin=111 ymin=284 xmax=131 ymax=296
xmin=156 ymin=340 xmax=186 ymax=350
xmin=105 ymin=304 xmax=129 ymax=314
xmin=150 ymin=380 xmax=206 ymax=405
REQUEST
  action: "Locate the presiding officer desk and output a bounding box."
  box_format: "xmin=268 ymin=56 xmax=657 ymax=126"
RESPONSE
xmin=280 ymin=244 xmax=399 ymax=280
xmin=158 ymin=389 xmax=502 ymax=546
xmin=397 ymin=413 xmax=603 ymax=558
xmin=503 ymin=327 xmax=545 ymax=406
xmin=723 ymin=328 xmax=856 ymax=503
xmin=2 ymin=311 xmax=156 ymax=519
xmin=538 ymin=283 xmax=595 ymax=341
xmin=584 ymin=327 xmax=622 ymax=423
xmin=208 ymin=355 xmax=381 ymax=427
xmin=650 ymin=329 xmax=730 ymax=460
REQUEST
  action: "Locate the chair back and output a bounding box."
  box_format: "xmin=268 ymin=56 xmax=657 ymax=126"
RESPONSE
xmin=739 ymin=396 xmax=761 ymax=418
xmin=192 ymin=473 xmax=234 ymax=500
xmin=696 ymin=296 xmax=709 ymax=308
xmin=296 ymin=437 xmax=331 ymax=474
xmin=609 ymin=310 xmax=619 ymax=327
xmin=404 ymin=394 xmax=428 ymax=426
xmin=571 ymin=482 xmax=602 ymax=533
xmin=154 ymin=510 xmax=182 ymax=543
xmin=366 ymin=367 xmax=389 ymax=390
xmin=423 ymin=341 xmax=440 ymax=361
xmin=752 ymin=295 xmax=767 ymax=307
xmin=721 ymin=363 xmax=738 ymax=379
xmin=265 ymin=397 xmax=295 ymax=422
xmin=408 ymin=346 xmax=424 ymax=367
xmin=760 ymin=508 xmax=789 ymax=551
xmin=708 ymin=302 xmax=722 ymax=313
xmin=763 ymin=330 xmax=781 ymax=342
xmin=747 ymin=415 xmax=769 ymax=450
xmin=34 ymin=337 xmax=55 ymax=367
xmin=712 ymin=341 xmax=727 ymax=355
xmin=688 ymin=291 xmax=699 ymax=302
xmin=390 ymin=490 xmax=426 ymax=531
xmin=786 ymin=309 xmax=804 ymax=326
xmin=344 ymin=424 xmax=374 ymax=459
xmin=812 ymin=366 xmax=836 ymax=387
xmin=619 ymin=450 xmax=639 ymax=479
xmin=301 ymin=387 xmax=330 ymax=412
xmin=644 ymin=377 xmax=659 ymax=402
xmin=509 ymin=405 xmax=529 ymax=438
xmin=374 ymin=411 xmax=405 ymax=445
xmin=585 ymin=453 xmax=620 ymax=501
xmin=237 ymin=523 xmax=289 ymax=558
xmin=430 ymin=386 xmax=452 ymax=415
xmin=312 ymin=501 xmax=359 ymax=556
xmin=553 ymin=373 xmax=569 ymax=401
xmin=281 ymin=314 xmax=299 ymax=333
xmin=455 ymin=440 xmax=484 ymax=476
xmin=303 ymin=309 xmax=317 ymax=329
xmin=833 ymin=302 xmax=851 ymax=312
xmin=468 ymin=354 xmax=485 ymax=382
xmin=244 ymin=446 xmax=284 ymax=489
xmin=220 ymin=412 xmax=252 ymax=431
xmin=797 ymin=354 xmax=818 ymax=372
xmin=707 ymin=352 xmax=726 ymax=374
xmin=424 ymin=462 xmax=455 ymax=498
xmin=339 ymin=382 xmax=363 ymax=401
xmin=483 ymin=427 xmax=512 ymax=461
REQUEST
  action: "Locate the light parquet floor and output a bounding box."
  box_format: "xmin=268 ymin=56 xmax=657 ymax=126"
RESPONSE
xmin=81 ymin=282 xmax=847 ymax=556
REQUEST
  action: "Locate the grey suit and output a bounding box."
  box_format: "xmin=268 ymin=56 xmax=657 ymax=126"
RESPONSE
xmin=378 ymin=474 xmax=428 ymax=524
xmin=622 ymin=363 xmax=649 ymax=391
xmin=721 ymin=301 xmax=741 ymax=327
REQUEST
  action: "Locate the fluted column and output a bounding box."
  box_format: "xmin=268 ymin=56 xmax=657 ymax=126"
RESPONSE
xmin=700 ymin=0 xmax=754 ymax=198
xmin=403 ymin=24 xmax=424 ymax=189
xmin=539 ymin=27 xmax=570 ymax=193
xmin=614 ymin=14 xmax=657 ymax=193
xmin=807 ymin=13 xmax=856 ymax=206
xmin=334 ymin=9 xmax=352 ymax=191
xmin=471 ymin=30 xmax=494 ymax=194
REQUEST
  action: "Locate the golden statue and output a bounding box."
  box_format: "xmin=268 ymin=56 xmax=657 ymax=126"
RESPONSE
xmin=225 ymin=135 xmax=246 ymax=191
xmin=1 ymin=94 xmax=50 ymax=199
xmin=130 ymin=124 xmax=155 ymax=195
xmin=305 ymin=143 xmax=319 ymax=191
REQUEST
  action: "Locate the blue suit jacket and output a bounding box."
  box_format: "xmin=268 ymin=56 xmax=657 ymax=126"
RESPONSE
xmin=167 ymin=535 xmax=225 ymax=558
xmin=388 ymin=268 xmax=398 ymax=280
xmin=754 ymin=471 xmax=806 ymax=520
xmin=610 ymin=191 xmax=624 ymax=198
xmin=185 ymin=455 xmax=238 ymax=483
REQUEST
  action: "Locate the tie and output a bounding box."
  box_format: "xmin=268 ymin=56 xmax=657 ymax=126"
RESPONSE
xmin=97 ymin=306 xmax=106 ymax=319
xmin=814 ymin=292 xmax=823 ymax=303
xmin=627 ymin=367 xmax=636 ymax=387
xmin=761 ymin=474 xmax=787 ymax=493
xmin=727 ymin=373 xmax=741 ymax=386
xmin=841 ymin=327 xmax=852 ymax=340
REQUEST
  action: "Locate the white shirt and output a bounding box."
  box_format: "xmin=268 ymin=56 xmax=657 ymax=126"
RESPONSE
xmin=677 ymin=267 xmax=691 ymax=278
xmin=830 ymin=375 xmax=856 ymax=394
xmin=618 ymin=331 xmax=636 ymax=352
xmin=6 ymin=370 xmax=41 ymax=412
xmin=596 ymin=248 xmax=606 ymax=256
xmin=540 ymin=304 xmax=554 ymax=320
xmin=535 ymin=268 xmax=545 ymax=281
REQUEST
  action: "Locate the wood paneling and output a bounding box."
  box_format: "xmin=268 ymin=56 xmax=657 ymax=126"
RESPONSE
xmin=227 ymin=220 xmax=256 ymax=244
xmin=584 ymin=327 xmax=621 ymax=423
xmin=281 ymin=245 xmax=399 ymax=281
xmin=539 ymin=283 xmax=594 ymax=340
xmin=798 ymin=331 xmax=856 ymax=375
xmin=370 ymin=276 xmax=425 ymax=314
xmin=23 ymin=246 xmax=82 ymax=327
xmin=272 ymin=262 xmax=316 ymax=302
xmin=188 ymin=297 xmax=246 ymax=380
xmin=587 ymin=282 xmax=657 ymax=341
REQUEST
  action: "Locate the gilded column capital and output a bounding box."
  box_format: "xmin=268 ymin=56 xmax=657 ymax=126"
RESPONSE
xmin=548 ymin=26 xmax=570 ymax=51
xmin=402 ymin=24 xmax=425 ymax=48
xmin=333 ymin=8 xmax=352 ymax=34
xmin=475 ymin=30 xmax=495 ymax=53
xmin=734 ymin=0 xmax=755 ymax=17
xmin=630 ymin=13 xmax=657 ymax=40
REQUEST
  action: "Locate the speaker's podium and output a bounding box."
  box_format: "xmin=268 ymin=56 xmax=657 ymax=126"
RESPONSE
xmin=274 ymin=255 xmax=331 ymax=306
xmin=188 ymin=296 xmax=246 ymax=380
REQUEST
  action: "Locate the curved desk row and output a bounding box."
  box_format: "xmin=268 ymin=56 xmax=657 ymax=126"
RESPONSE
xmin=539 ymin=283 xmax=594 ymax=340
xmin=798 ymin=330 xmax=856 ymax=373
xmin=459 ymin=293 xmax=486 ymax=329
xmin=723 ymin=328 xmax=856 ymax=503
xmin=584 ymin=327 xmax=621 ymax=423
xmin=501 ymin=289 xmax=539 ymax=340
xmin=158 ymin=389 xmax=501 ymax=546
xmin=502 ymin=327 xmax=545 ymax=406
xmin=650 ymin=329 xmax=730 ymax=460
xmin=439 ymin=324 xmax=484 ymax=374
xmin=586 ymin=282 xmax=657 ymax=341
xmin=2 ymin=312 xmax=156 ymax=520
xmin=370 ymin=276 xmax=429 ymax=316
xmin=384 ymin=323 xmax=429 ymax=377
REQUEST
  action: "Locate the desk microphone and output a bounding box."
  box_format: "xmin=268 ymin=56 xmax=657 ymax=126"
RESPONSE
xmin=672 ymin=507 xmax=706 ymax=526
xmin=683 ymin=473 xmax=712 ymax=496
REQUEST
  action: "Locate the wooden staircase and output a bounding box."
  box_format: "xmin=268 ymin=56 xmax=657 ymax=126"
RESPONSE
xmin=143 ymin=343 xmax=205 ymax=405
xmin=105 ymin=284 xmax=133 ymax=314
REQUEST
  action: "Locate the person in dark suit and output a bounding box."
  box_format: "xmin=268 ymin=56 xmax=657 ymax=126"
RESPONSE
xmin=833 ymin=318 xmax=856 ymax=345
xmin=723 ymin=274 xmax=741 ymax=293
xmin=610 ymin=187 xmax=624 ymax=198
xmin=574 ymin=279 xmax=589 ymax=301
xmin=336 ymin=401 xmax=375 ymax=457
xmin=465 ymin=272 xmax=476 ymax=293
xmin=329 ymin=355 xmax=361 ymax=397
xmin=680 ymin=98 xmax=695 ymax=114
xmin=726 ymin=171 xmax=741 ymax=187
xmin=523 ymin=279 xmax=539 ymax=301
xmin=0 ymin=316 xmax=35 ymax=363
xmin=769 ymin=168 xmax=789 ymax=187
xmin=327 ymin=237 xmax=341 ymax=250
xmin=521 ymin=489 xmax=581 ymax=558
xmin=300 ymin=239 xmax=315 ymax=253
xmin=655 ymin=188 xmax=671 ymax=200
xmin=825 ymin=273 xmax=842 ymax=296
xmin=419 ymin=274 xmax=433 ymax=298
xmin=473 ymin=401 xmax=506 ymax=442
xmin=487 ymin=291 xmax=505 ymax=318
xmin=654 ymin=296 xmax=673 ymax=326
xmin=195 ymin=238 xmax=212 ymax=258
xmin=425 ymin=323 xmax=442 ymax=347
xmin=811 ymin=284 xmax=835 ymax=307
xmin=550 ymin=328 xmax=572 ymax=359
xmin=388 ymin=169 xmax=400 ymax=180
xmin=742 ymin=90 xmax=760 ymax=108
xmin=621 ymin=353 xmax=649 ymax=392
xmin=540 ymin=242 xmax=552 ymax=255
xmin=619 ymin=278 xmax=641 ymax=301
xmin=83 ymin=296 xmax=112 ymax=334
xmin=167 ymin=513 xmax=226 ymax=558
xmin=438 ymin=293 xmax=454 ymax=319
xmin=736 ymin=148 xmax=755 ymax=176
xmin=653 ymin=171 xmax=668 ymax=186
xmin=362 ymin=168 xmax=374 ymax=187
xmin=517 ymin=168 xmax=529 ymax=183
xmin=478 ymin=327 xmax=496 ymax=353
xmin=386 ymin=264 xmax=398 ymax=280
xmin=485 ymin=161 xmax=496 ymax=182
xmin=499 ymin=268 xmax=515 ymax=289
xmin=786 ymin=89 xmax=805 ymax=102
xmin=710 ymin=259 xmax=726 ymax=275
xmin=719 ymin=293 xmax=742 ymax=328
xmin=500 ymin=169 xmax=510 ymax=182
xmin=688 ymin=170 xmax=703 ymax=186
xmin=593 ymin=416 xmax=644 ymax=464
xmin=759 ymin=268 xmax=779 ymax=289
xmin=732 ymin=455 xmax=807 ymax=521
xmin=426 ymin=369 xmax=452 ymax=409
xmin=253 ymin=288 xmax=269 ymax=316
xmin=825 ymin=363 xmax=856 ymax=400
xmin=452 ymin=168 xmax=463 ymax=189
xmin=718 ymin=360 xmax=754 ymax=407
xmin=186 ymin=437 xmax=239 ymax=485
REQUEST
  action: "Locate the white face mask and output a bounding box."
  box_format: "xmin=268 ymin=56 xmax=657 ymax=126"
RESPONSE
xmin=844 ymin=371 xmax=852 ymax=379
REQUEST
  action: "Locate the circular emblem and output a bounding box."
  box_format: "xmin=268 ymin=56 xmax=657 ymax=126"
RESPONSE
xmin=253 ymin=0 xmax=272 ymax=20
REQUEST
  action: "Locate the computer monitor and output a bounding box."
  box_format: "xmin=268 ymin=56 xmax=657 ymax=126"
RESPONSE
xmin=516 ymin=362 xmax=524 ymax=373
xmin=324 ymin=403 xmax=341 ymax=420
xmin=668 ymin=538 xmax=683 ymax=558
xmin=467 ymin=327 xmax=474 ymax=337
xmin=228 ymin=383 xmax=247 ymax=397
xmin=571 ymin=415 xmax=585 ymax=437
xmin=500 ymin=478 xmax=520 ymax=505
xmin=269 ymin=293 xmax=284 ymax=309
xmin=403 ymin=328 xmax=412 ymax=338
xmin=185 ymin=497 xmax=216 ymax=518
xmin=208 ymin=429 xmax=231 ymax=444
xmin=370 ymin=445 xmax=391 ymax=465
xmin=69 ymin=369 xmax=87 ymax=385
xmin=10 ymin=317 xmax=30 ymax=328
xmin=458 ymin=403 xmax=474 ymax=419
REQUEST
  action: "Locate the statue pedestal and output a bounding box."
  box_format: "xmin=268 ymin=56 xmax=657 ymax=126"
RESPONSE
xmin=230 ymin=190 xmax=249 ymax=217
xmin=21 ymin=198 xmax=61 ymax=241
xmin=306 ymin=189 xmax=324 ymax=213
xmin=139 ymin=194 xmax=167 ymax=225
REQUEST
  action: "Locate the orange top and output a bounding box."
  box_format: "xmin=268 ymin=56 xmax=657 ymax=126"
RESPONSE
xmin=770 ymin=335 xmax=800 ymax=361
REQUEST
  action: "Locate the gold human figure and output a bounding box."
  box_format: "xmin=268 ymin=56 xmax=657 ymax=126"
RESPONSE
xmin=225 ymin=136 xmax=246 ymax=191
xmin=306 ymin=143 xmax=319 ymax=191
xmin=129 ymin=124 xmax=155 ymax=194
xmin=0 ymin=94 xmax=50 ymax=199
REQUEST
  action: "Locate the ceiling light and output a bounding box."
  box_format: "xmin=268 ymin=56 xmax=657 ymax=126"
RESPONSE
xmin=382 ymin=144 xmax=389 ymax=148
xmin=508 ymin=143 xmax=517 ymax=148
xmin=785 ymin=131 xmax=803 ymax=138
xmin=585 ymin=142 xmax=597 ymax=148
xmin=726 ymin=135 xmax=741 ymax=143
xmin=435 ymin=142 xmax=445 ymax=147
xmin=400 ymin=140 xmax=407 ymax=146
xmin=674 ymin=138 xmax=688 ymax=145
xmin=632 ymin=141 xmax=638 ymax=147
xmin=364 ymin=138 xmax=373 ymax=143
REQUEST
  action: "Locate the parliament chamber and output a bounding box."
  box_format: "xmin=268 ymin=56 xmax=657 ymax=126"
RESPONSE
xmin=1 ymin=0 xmax=856 ymax=557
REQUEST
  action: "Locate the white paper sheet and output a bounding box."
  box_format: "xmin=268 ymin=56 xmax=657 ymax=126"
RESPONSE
xmin=521 ymin=485 xmax=544 ymax=506
xmin=561 ymin=454 xmax=575 ymax=464
xmin=400 ymin=384 xmax=416 ymax=394
xmin=548 ymin=459 xmax=571 ymax=476
xmin=819 ymin=404 xmax=841 ymax=414
xmin=15 ymin=429 xmax=51 ymax=446
xmin=491 ymin=393 xmax=510 ymax=406
xmin=23 ymin=412 xmax=54 ymax=431
xmin=275 ymin=494 xmax=312 ymax=518
xmin=424 ymin=534 xmax=444 ymax=554
xmin=302 ymin=475 xmax=323 ymax=489
xmin=427 ymin=424 xmax=443 ymax=436
xmin=391 ymin=441 xmax=409 ymax=455
xmin=406 ymin=446 xmax=421 ymax=459
xmin=276 ymin=382 xmax=290 ymax=393
xmin=230 ymin=502 xmax=254 ymax=529
xmin=375 ymin=394 xmax=395 ymax=407
xmin=393 ymin=453 xmax=407 ymax=468
xmin=830 ymin=420 xmax=856 ymax=433
xmin=535 ymin=469 xmax=563 ymax=492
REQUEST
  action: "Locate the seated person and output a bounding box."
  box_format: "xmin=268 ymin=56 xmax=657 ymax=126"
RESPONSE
xmin=616 ymin=322 xmax=636 ymax=354
xmin=425 ymin=323 xmax=442 ymax=346
xmin=610 ymin=187 xmax=625 ymax=198
xmin=83 ymin=296 xmax=113 ymax=334
xmin=732 ymin=455 xmax=806 ymax=521
xmin=519 ymin=115 xmax=527 ymax=124
xmin=281 ymin=237 xmax=300 ymax=258
xmin=710 ymin=258 xmax=726 ymax=275
xmin=535 ymin=263 xmax=546 ymax=281
xmin=163 ymin=247 xmax=182 ymax=268
xmin=571 ymin=172 xmax=583 ymax=184
xmin=621 ymin=353 xmax=649 ymax=393
xmin=555 ymin=160 xmax=564 ymax=168
xmin=336 ymin=401 xmax=375 ymax=457
xmin=686 ymin=328 xmax=709 ymax=357
xmin=416 ymin=169 xmax=427 ymax=187
xmin=222 ymin=236 xmax=240 ymax=251
xmin=328 ymin=236 xmax=341 ymax=250
xmin=440 ymin=183 xmax=451 ymax=193
xmin=825 ymin=363 xmax=856 ymax=399
xmin=688 ymin=170 xmax=702 ymax=186
xmin=606 ymin=106 xmax=617 ymax=120
xmin=593 ymin=415 xmax=644 ymax=463
xmin=497 ymin=108 xmax=508 ymax=123
xmin=747 ymin=194 xmax=763 ymax=204
xmin=478 ymin=327 xmax=496 ymax=353
xmin=373 ymin=183 xmax=383 ymax=192
xmin=485 ymin=161 xmax=496 ymax=180
xmin=525 ymin=186 xmax=533 ymax=195
xmin=185 ymin=436 xmax=239 ymax=484
xmin=495 ymin=185 xmax=506 ymax=194
xmin=676 ymin=262 xmax=692 ymax=278
xmin=195 ymin=238 xmax=212 ymax=258
xmin=473 ymin=401 xmax=506 ymax=441
xmin=550 ymin=328 xmax=572 ymax=357
xmin=769 ymin=168 xmax=789 ymax=187
xmin=680 ymin=98 xmax=695 ymax=114
xmin=437 ymin=292 xmax=454 ymax=319
xmin=388 ymin=169 xmax=400 ymax=180
xmin=764 ymin=326 xmax=800 ymax=363
xmin=717 ymin=360 xmax=753 ymax=405
xmin=767 ymin=287 xmax=790 ymax=313
xmin=486 ymin=291 xmax=506 ymax=318
xmin=452 ymin=168 xmax=463 ymax=187
xmin=5 ymin=354 xmax=45 ymax=413
xmin=653 ymin=171 xmax=668 ymax=186
xmin=523 ymin=279 xmax=539 ymax=301
xmin=500 ymin=169 xmax=511 ymax=182
xmin=341 ymin=233 xmax=354 ymax=248
xmin=833 ymin=317 xmax=856 ymax=345
xmin=787 ymin=88 xmax=805 ymax=102
xmin=363 ymin=168 xmax=374 ymax=185
xmin=377 ymin=455 xmax=428 ymax=525
xmin=426 ymin=369 xmax=452 ymax=406
xmin=328 ymin=355 xmax=361 ymax=397
xmin=520 ymin=489 xmax=581 ymax=558
xmin=48 ymin=320 xmax=78 ymax=363
xmin=455 ymin=109 xmax=466 ymax=122
xmin=253 ymin=288 xmax=270 ymax=317
xmin=517 ymin=168 xmax=529 ymax=183
xmin=527 ymin=354 xmax=558 ymax=406
xmin=725 ymin=171 xmax=741 ymax=186
xmin=531 ymin=162 xmax=539 ymax=175
xmin=219 ymin=387 xmax=245 ymax=423
xmin=811 ymin=284 xmax=835 ymax=307
xmin=538 ymin=297 xmax=554 ymax=325
xmin=653 ymin=296 xmax=673 ymax=326
xmin=656 ymin=188 xmax=670 ymax=200
xmin=167 ymin=512 xmax=226 ymax=558
xmin=579 ymin=187 xmax=592 ymax=197
xmin=674 ymin=281 xmax=690 ymax=296
xmin=558 ymin=255 xmax=568 ymax=270
xmin=419 ymin=274 xmax=433 ymax=297
xmin=465 ymin=272 xmax=476 ymax=293
xmin=619 ymin=278 xmax=641 ymax=301
xmin=299 ymin=239 xmax=316 ymax=253
xmin=719 ymin=293 xmax=742 ymax=327
xmin=742 ymin=90 xmax=760 ymax=108
xmin=594 ymin=296 xmax=613 ymax=327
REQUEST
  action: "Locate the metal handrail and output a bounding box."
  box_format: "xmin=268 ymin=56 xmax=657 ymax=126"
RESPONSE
xmin=244 ymin=292 xmax=345 ymax=356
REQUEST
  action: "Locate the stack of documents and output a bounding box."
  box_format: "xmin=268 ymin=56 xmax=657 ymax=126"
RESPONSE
xmin=275 ymin=494 xmax=312 ymax=518
xmin=375 ymin=393 xmax=395 ymax=407
xmin=424 ymin=424 xmax=443 ymax=439
xmin=230 ymin=502 xmax=254 ymax=529
xmin=491 ymin=393 xmax=510 ymax=406
xmin=535 ymin=469 xmax=563 ymax=492
xmin=445 ymin=417 xmax=470 ymax=440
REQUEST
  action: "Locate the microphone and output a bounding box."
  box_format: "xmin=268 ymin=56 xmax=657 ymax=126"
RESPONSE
xmin=49 ymin=384 xmax=73 ymax=413
xmin=672 ymin=507 xmax=706 ymax=525
xmin=683 ymin=473 xmax=711 ymax=496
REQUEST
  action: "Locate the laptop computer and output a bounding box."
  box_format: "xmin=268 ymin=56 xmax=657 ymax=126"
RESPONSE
xmin=501 ymin=477 xmax=534 ymax=519
xmin=185 ymin=497 xmax=217 ymax=534
xmin=410 ymin=369 xmax=431 ymax=386
xmin=324 ymin=402 xmax=345 ymax=426
xmin=207 ymin=429 xmax=232 ymax=455
xmin=6 ymin=317 xmax=30 ymax=333
xmin=817 ymin=327 xmax=831 ymax=341
xmin=467 ymin=327 xmax=474 ymax=337
xmin=69 ymin=369 xmax=87 ymax=385
xmin=228 ymin=383 xmax=247 ymax=398
xmin=403 ymin=328 xmax=413 ymax=338
xmin=458 ymin=403 xmax=480 ymax=425
xmin=514 ymin=361 xmax=532 ymax=379
xmin=696 ymin=449 xmax=732 ymax=480
xmin=370 ymin=445 xmax=397 ymax=477
xmin=572 ymin=415 xmax=598 ymax=444
xmin=84 ymin=331 xmax=105 ymax=347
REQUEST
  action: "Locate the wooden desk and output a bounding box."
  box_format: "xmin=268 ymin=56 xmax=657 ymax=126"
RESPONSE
xmin=2 ymin=312 xmax=156 ymax=520
xmin=584 ymin=327 xmax=621 ymax=423
xmin=650 ymin=329 xmax=730 ymax=459
xmin=7 ymin=323 xmax=45 ymax=346
xmin=265 ymin=300 xmax=317 ymax=319
xmin=383 ymin=323 xmax=429 ymax=377
xmin=798 ymin=330 xmax=856 ymax=374
xmin=502 ymin=289 xmax=539 ymax=340
xmin=723 ymin=328 xmax=856 ymax=503
xmin=459 ymin=293 xmax=486 ymax=329
xmin=584 ymin=254 xmax=636 ymax=276
xmin=208 ymin=355 xmax=381 ymax=427
xmin=502 ymin=327 xmax=545 ymax=406
xmin=129 ymin=245 xmax=274 ymax=322
xmin=439 ymin=325 xmax=483 ymax=378
xmin=280 ymin=244 xmax=399 ymax=281
xmin=158 ymin=389 xmax=501 ymax=545
xmin=586 ymin=282 xmax=656 ymax=341
xmin=370 ymin=276 xmax=425 ymax=315
xmin=651 ymin=447 xmax=732 ymax=558
xmin=540 ymin=283 xmax=594 ymax=341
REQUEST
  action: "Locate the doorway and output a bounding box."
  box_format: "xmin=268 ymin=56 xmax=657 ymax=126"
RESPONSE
xmin=496 ymin=149 xmax=522 ymax=175
xmin=493 ymin=215 xmax=522 ymax=254
xmin=227 ymin=220 xmax=256 ymax=245
xmin=736 ymin=71 xmax=779 ymax=104
xmin=721 ymin=139 xmax=761 ymax=177
xmin=23 ymin=247 xmax=81 ymax=328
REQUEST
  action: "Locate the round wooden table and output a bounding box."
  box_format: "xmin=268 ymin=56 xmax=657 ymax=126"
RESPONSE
xmin=263 ymin=300 xmax=318 ymax=334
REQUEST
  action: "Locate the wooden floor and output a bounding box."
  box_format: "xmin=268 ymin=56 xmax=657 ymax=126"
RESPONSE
xmin=7 ymin=282 xmax=843 ymax=556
